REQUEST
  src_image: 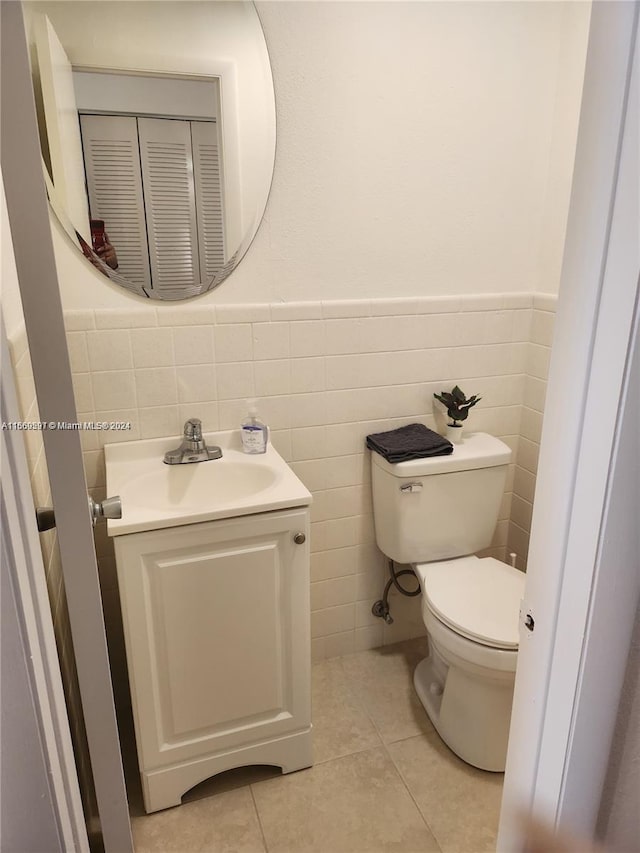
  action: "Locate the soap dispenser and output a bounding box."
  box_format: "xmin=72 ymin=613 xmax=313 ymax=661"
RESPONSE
xmin=240 ymin=400 xmax=269 ymax=454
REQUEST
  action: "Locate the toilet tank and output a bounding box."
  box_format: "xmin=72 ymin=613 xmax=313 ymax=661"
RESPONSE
xmin=371 ymin=432 xmax=511 ymax=565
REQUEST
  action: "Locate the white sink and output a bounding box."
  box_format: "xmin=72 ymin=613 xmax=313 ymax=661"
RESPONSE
xmin=105 ymin=430 xmax=312 ymax=536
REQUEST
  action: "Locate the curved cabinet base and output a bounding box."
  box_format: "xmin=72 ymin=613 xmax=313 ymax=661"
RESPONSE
xmin=142 ymin=726 xmax=313 ymax=813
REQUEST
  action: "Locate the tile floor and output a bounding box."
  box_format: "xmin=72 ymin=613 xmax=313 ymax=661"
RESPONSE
xmin=125 ymin=638 xmax=504 ymax=853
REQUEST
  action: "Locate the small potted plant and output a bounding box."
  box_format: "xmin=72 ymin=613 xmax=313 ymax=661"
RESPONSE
xmin=434 ymin=385 xmax=481 ymax=443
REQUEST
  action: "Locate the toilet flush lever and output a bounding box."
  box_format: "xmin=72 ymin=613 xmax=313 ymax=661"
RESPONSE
xmin=400 ymin=482 xmax=423 ymax=493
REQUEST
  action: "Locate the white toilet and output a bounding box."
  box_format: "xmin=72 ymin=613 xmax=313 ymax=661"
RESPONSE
xmin=370 ymin=431 xmax=525 ymax=772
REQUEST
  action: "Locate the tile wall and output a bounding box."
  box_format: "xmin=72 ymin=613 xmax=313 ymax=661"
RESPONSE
xmin=59 ymin=291 xmax=556 ymax=704
xmin=508 ymin=294 xmax=557 ymax=564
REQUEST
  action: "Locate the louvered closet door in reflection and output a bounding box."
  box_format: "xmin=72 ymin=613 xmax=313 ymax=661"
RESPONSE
xmin=138 ymin=117 xmax=200 ymax=293
xmin=191 ymin=121 xmax=225 ymax=280
xmin=80 ymin=114 xmax=152 ymax=288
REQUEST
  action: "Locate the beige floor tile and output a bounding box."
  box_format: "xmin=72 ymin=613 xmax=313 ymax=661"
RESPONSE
xmin=312 ymin=658 xmax=382 ymax=763
xmin=388 ymin=732 xmax=504 ymax=853
xmin=131 ymin=787 xmax=266 ymax=853
xmin=339 ymin=639 xmax=435 ymax=743
xmin=252 ymin=747 xmax=441 ymax=853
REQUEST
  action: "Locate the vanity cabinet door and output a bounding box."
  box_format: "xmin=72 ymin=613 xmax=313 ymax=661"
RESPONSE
xmin=114 ymin=507 xmax=310 ymax=772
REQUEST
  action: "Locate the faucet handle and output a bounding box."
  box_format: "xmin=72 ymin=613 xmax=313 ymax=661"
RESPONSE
xmin=184 ymin=418 xmax=202 ymax=440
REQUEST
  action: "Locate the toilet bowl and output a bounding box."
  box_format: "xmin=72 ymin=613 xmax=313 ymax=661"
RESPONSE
xmin=413 ymin=555 xmax=524 ymax=771
xmin=370 ymin=432 xmax=525 ymax=772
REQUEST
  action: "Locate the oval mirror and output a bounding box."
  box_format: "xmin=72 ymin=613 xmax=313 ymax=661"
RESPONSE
xmin=24 ymin=1 xmax=275 ymax=301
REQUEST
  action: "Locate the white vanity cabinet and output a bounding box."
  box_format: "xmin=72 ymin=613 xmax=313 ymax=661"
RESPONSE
xmin=114 ymin=506 xmax=312 ymax=813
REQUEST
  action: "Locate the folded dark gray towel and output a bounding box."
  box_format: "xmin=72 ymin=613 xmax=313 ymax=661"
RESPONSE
xmin=366 ymin=423 xmax=453 ymax=463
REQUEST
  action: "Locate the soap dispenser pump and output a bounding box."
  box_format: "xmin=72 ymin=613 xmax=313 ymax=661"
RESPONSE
xmin=240 ymin=400 xmax=269 ymax=454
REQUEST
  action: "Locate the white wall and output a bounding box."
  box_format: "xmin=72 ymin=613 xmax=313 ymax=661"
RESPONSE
xmin=30 ymin=0 xmax=589 ymax=309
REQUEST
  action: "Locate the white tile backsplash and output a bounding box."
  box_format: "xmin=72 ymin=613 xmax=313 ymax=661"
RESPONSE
xmin=95 ymin=308 xmax=157 ymax=329
xmin=87 ymin=330 xmax=133 ymax=371
xmin=71 ymin=373 xmax=94 ymax=412
xmin=324 ymin=318 xmax=365 ymax=355
xmin=176 ymin=364 xmax=218 ymax=403
xmin=214 ymin=323 xmax=253 ymax=362
xmin=64 ymin=309 xmax=96 ymax=331
xmin=92 ymin=370 xmax=137 ymax=410
xmin=135 ymin=367 xmax=177 ymax=407
xmin=131 ymin=328 xmax=174 ymax=368
xmin=270 ymin=301 xmax=323 ymax=321
xmin=215 ymin=362 xmax=254 ymax=401
xmin=66 ymin=332 xmax=90 ymax=372
xmin=215 ymin=303 xmax=271 ymax=324
xmin=156 ymin=306 xmax=215 ymax=326
xmin=252 ymin=321 xmax=290 ymax=360
xmin=532 ymin=293 xmax=558 ymax=312
xmin=531 ymin=309 xmax=556 ymax=347
xmin=172 ymin=326 xmax=214 ymax=365
xmin=137 ymin=405 xmax=181 ymax=440
xmin=178 ymin=401 xmax=219 ymax=433
xmin=254 ymin=359 xmax=291 ymax=396
xmin=290 ymin=357 xmax=326 ymax=393
xmin=290 ymin=320 xmax=325 ymax=358
xmin=57 ymin=292 xmax=557 ymax=661
xmin=322 ymin=299 xmax=372 ymax=319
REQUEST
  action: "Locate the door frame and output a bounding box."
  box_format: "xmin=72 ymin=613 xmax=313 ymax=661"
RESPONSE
xmin=498 ymin=2 xmax=640 ymax=847
xmin=1 ymin=3 xmax=133 ymax=850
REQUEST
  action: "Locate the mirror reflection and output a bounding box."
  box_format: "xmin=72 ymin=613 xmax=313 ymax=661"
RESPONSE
xmin=24 ymin=1 xmax=276 ymax=301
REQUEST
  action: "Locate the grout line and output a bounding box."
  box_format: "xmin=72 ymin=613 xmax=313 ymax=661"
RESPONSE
xmin=312 ymin=741 xmax=384 ymax=767
xmin=382 ymin=739 xmax=445 ymax=853
xmin=248 ymin=785 xmax=270 ymax=853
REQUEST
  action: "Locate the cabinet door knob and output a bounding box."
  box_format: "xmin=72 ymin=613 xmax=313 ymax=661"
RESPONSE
xmin=293 ymin=532 xmax=306 ymax=545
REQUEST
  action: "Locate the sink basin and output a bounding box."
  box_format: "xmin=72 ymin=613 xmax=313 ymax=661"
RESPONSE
xmin=127 ymin=460 xmax=278 ymax=512
xmin=105 ymin=431 xmax=312 ymax=536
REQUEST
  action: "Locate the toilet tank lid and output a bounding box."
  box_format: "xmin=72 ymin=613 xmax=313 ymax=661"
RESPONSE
xmin=371 ymin=432 xmax=511 ymax=477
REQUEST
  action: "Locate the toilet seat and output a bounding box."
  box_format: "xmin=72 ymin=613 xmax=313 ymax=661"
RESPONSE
xmin=414 ymin=556 xmax=525 ymax=650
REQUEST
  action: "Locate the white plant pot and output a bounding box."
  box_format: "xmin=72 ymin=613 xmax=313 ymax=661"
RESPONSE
xmin=446 ymin=424 xmax=464 ymax=444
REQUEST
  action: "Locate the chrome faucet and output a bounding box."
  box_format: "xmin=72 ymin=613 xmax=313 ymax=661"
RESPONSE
xmin=163 ymin=418 xmax=223 ymax=465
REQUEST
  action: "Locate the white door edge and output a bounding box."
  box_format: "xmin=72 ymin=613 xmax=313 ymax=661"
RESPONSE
xmin=499 ymin=3 xmax=640 ymax=847
xmin=1 ymin=320 xmax=89 ymax=852
xmin=537 ymin=17 xmax=640 ymax=830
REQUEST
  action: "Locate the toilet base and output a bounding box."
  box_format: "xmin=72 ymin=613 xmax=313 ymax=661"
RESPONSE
xmin=414 ymin=652 xmax=513 ymax=772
